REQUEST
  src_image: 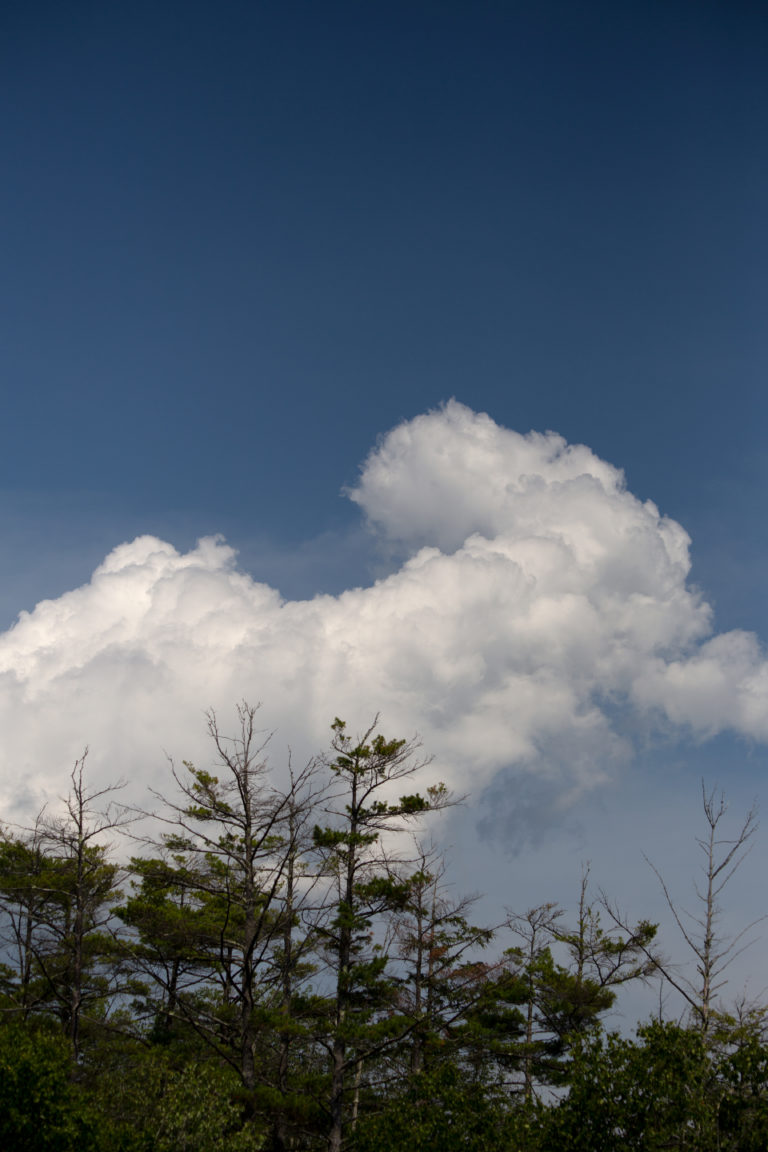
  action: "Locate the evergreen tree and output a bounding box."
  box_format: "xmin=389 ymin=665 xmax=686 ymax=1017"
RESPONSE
xmin=118 ymin=704 xmax=325 ymax=1148
xmin=310 ymin=718 xmax=451 ymax=1152
xmin=391 ymin=842 xmax=495 ymax=1077
xmin=0 ymin=755 xmax=131 ymax=1058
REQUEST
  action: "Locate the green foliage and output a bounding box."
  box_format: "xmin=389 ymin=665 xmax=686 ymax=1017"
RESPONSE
xmin=4 ymin=715 xmax=766 ymax=1152
xmin=546 ymin=1021 xmax=720 ymax=1151
xmin=88 ymin=1047 xmax=263 ymax=1152
xmin=312 ymin=718 xmax=451 ymax=1150
xmin=708 ymin=1010 xmax=768 ymax=1151
xmin=0 ymin=1021 xmax=100 ymax=1151
xmin=353 ymin=1063 xmax=516 ymax=1152
xmin=0 ymin=773 xmax=129 ymax=1058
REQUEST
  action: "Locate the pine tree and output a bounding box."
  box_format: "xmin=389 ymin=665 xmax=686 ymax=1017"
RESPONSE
xmin=310 ymin=718 xmax=451 ymax=1152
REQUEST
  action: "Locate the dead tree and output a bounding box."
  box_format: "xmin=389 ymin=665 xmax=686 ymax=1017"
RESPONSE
xmin=606 ymin=783 xmax=760 ymax=1034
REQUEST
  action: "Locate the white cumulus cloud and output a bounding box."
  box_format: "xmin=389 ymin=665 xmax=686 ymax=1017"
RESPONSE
xmin=0 ymin=401 xmax=765 ymax=841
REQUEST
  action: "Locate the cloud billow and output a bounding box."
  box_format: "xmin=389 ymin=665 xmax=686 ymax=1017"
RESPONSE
xmin=0 ymin=401 xmax=764 ymax=830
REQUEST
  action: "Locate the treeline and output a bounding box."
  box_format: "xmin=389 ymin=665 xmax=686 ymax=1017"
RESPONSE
xmin=1 ymin=705 xmax=767 ymax=1150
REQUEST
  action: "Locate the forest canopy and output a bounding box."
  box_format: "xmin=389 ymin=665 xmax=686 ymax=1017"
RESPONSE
xmin=0 ymin=705 xmax=766 ymax=1151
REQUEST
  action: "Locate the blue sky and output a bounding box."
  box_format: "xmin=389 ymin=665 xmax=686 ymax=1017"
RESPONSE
xmin=2 ymin=1 xmax=768 ymax=1021
xmin=3 ymin=1 xmax=766 ymax=609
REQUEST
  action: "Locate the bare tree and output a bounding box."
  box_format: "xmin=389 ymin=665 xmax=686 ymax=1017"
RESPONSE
xmin=606 ymin=783 xmax=760 ymax=1034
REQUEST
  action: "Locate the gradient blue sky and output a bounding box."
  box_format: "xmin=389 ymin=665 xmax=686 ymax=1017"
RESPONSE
xmin=3 ymin=0 xmax=766 ymax=613
xmin=2 ymin=1 xmax=768 ymax=1021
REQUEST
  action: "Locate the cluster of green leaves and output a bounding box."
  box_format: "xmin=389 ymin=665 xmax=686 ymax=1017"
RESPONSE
xmin=542 ymin=1014 xmax=768 ymax=1152
xmin=0 ymin=1021 xmax=100 ymax=1151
